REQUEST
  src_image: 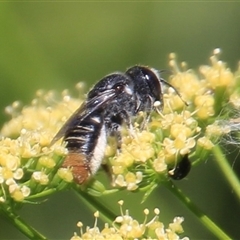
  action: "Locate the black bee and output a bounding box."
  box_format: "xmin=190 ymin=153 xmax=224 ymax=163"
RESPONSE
xmin=52 ymin=65 xmax=183 ymax=184
xmin=51 ymin=73 xmax=134 ymax=184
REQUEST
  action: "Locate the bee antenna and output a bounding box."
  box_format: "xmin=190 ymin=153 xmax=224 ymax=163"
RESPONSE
xmin=160 ymin=77 xmax=189 ymax=107
xmin=158 ymin=69 xmax=173 ymax=75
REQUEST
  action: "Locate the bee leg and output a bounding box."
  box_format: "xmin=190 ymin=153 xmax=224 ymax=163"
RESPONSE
xmin=110 ymin=125 xmax=122 ymax=152
xmin=114 ymin=130 xmax=122 ymax=152
xmin=119 ymin=110 xmax=136 ymax=138
xmin=140 ymin=112 xmax=151 ymax=131
xmin=105 ymin=115 xmax=123 ymax=151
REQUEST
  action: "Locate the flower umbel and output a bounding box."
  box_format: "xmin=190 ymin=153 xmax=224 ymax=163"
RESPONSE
xmin=0 ymin=88 xmax=86 ymax=204
xmin=105 ymin=49 xmax=237 ymax=195
xmin=71 ymin=200 xmax=189 ymax=240
xmin=0 ymin=50 xmax=238 ymax=240
xmin=1 ymin=49 xmax=237 ymax=202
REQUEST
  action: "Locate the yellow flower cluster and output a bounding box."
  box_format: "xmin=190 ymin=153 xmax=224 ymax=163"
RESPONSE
xmin=0 ymin=49 xmax=237 ymax=200
xmin=71 ymin=200 xmax=189 ymax=240
xmin=0 ymin=89 xmax=82 ymax=202
xmin=168 ymin=49 xmax=234 ymax=116
xmin=111 ymin=130 xmax=155 ymax=190
xmin=1 ymin=89 xmax=82 ymax=139
xmin=109 ymin=49 xmax=236 ymax=191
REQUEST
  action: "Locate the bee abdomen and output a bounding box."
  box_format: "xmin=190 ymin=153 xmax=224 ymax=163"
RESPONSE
xmin=62 ymin=152 xmax=90 ymax=184
xmin=64 ymin=114 xmax=103 ymax=155
xmin=63 ymin=112 xmax=107 ymax=183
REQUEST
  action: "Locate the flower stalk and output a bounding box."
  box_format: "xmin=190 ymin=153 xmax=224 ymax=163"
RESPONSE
xmin=163 ymin=180 xmax=232 ymax=240
xmin=212 ymin=145 xmax=240 ymax=200
xmin=1 ymin=206 xmax=47 ymax=240
xmin=74 ymin=189 xmax=118 ymax=225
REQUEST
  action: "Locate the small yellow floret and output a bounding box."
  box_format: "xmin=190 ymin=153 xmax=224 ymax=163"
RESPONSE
xmin=32 ymin=171 xmax=49 ymax=185
xmin=58 ymin=168 xmax=73 ymax=182
xmin=197 ymin=137 xmax=214 ymax=150
xmin=39 ymin=156 xmax=56 ymax=168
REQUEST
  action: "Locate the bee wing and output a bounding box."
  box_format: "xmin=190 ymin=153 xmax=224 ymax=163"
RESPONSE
xmin=51 ymin=89 xmax=117 ymax=145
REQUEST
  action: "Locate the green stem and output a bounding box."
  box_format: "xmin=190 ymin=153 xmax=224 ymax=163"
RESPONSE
xmin=164 ymin=180 xmax=232 ymax=240
xmin=25 ymin=188 xmax=57 ymax=200
xmin=1 ymin=207 xmax=47 ymax=240
xmin=212 ymin=145 xmax=240 ymax=201
xmin=74 ymin=189 xmax=117 ymax=224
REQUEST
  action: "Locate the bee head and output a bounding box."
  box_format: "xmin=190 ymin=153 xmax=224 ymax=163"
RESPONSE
xmin=126 ymin=65 xmax=163 ymax=113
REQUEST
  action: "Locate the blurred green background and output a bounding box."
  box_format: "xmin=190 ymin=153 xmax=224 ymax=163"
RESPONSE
xmin=0 ymin=2 xmax=240 ymax=239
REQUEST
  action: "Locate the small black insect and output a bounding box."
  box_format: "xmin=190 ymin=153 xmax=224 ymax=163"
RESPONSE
xmin=52 ymin=65 xmax=183 ymax=184
xmin=168 ymin=154 xmax=191 ymax=180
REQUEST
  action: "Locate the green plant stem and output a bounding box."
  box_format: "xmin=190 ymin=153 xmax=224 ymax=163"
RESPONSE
xmin=164 ymin=180 xmax=232 ymax=240
xmin=25 ymin=188 xmax=58 ymax=200
xmin=1 ymin=207 xmax=47 ymax=240
xmin=74 ymin=189 xmax=117 ymax=224
xmin=212 ymin=145 xmax=240 ymax=200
